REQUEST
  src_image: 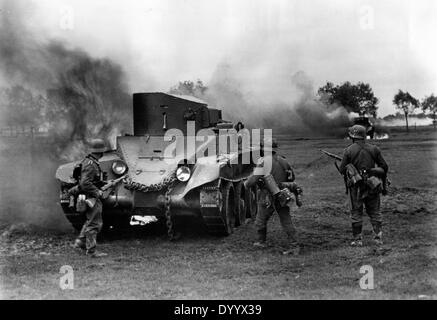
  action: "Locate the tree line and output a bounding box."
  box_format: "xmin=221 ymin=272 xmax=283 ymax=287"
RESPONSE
xmin=318 ymin=82 xmax=437 ymax=131
xmin=170 ymin=80 xmax=437 ymax=131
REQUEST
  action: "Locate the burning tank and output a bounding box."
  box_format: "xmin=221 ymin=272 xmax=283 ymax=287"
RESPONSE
xmin=353 ymin=116 xmax=375 ymax=139
xmin=55 ymin=93 xmax=259 ymax=238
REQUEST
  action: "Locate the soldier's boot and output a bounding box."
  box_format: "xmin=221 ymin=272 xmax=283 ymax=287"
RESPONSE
xmin=282 ymin=242 xmax=300 ymax=255
xmin=86 ymin=250 xmax=108 ymax=258
xmin=84 ymin=231 xmax=107 ymax=257
xmin=350 ymin=236 xmax=363 ymax=247
xmin=371 ymin=221 xmax=383 ymax=245
xmin=72 ymin=238 xmax=86 ymax=250
xmin=253 ymin=229 xmax=267 ymax=248
xmin=350 ymin=222 xmax=363 ymax=247
xmin=373 ymin=232 xmax=383 ymax=246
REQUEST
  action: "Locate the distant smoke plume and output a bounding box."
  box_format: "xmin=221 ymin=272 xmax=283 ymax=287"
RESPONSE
xmin=202 ymin=62 xmax=352 ymax=136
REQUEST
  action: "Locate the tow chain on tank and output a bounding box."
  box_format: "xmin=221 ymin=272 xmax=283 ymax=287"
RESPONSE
xmin=123 ymin=171 xmax=177 ymax=193
xmin=164 ymin=186 xmax=175 ymax=240
xmin=124 ymin=170 xmax=178 ymax=240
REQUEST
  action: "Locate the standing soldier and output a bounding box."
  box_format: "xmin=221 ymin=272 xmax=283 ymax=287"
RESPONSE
xmin=73 ymin=139 xmax=108 ymax=257
xmin=339 ymin=125 xmax=389 ymax=247
xmin=245 ymin=138 xmax=302 ymax=255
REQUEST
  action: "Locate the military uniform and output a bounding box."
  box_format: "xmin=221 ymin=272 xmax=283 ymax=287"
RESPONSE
xmin=339 ymin=126 xmax=388 ymax=245
xmin=76 ymin=154 xmax=104 ymax=254
xmin=246 ymin=148 xmax=299 ymax=251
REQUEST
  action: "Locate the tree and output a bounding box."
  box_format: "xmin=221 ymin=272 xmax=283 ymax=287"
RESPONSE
xmin=422 ymin=94 xmax=437 ymax=129
xmin=392 ymin=90 xmax=419 ymax=132
xmin=318 ymin=81 xmax=379 ymax=117
xmin=169 ymin=80 xmax=208 ymax=98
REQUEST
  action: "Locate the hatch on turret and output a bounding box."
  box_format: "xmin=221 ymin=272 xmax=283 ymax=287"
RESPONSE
xmin=133 ymin=93 xmax=222 ymax=136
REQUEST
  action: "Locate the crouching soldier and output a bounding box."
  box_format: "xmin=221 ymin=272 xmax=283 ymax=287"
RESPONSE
xmin=73 ymin=139 xmax=108 ymax=258
xmin=339 ymin=125 xmax=389 ymax=247
xmin=245 ymin=138 xmax=303 ymax=255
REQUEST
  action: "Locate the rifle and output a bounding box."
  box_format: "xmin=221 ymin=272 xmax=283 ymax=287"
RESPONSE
xmin=320 ymin=149 xmax=348 ymax=194
xmin=67 ymin=175 xmax=128 ymax=210
xmin=101 ymin=175 xmax=128 ymax=192
xmin=101 ymin=174 xmax=128 ymax=199
xmin=320 ymin=149 xmax=342 ymax=161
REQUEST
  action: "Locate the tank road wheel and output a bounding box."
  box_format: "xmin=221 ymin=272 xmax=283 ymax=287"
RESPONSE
xmin=234 ymin=182 xmax=247 ymax=227
xmin=200 ymin=180 xmax=236 ymax=236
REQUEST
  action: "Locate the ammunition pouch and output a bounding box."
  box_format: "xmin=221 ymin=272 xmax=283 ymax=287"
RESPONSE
xmin=346 ymin=165 xmax=387 ymax=196
xmin=260 ymin=175 xmax=303 ymax=209
xmin=276 ymin=188 xmax=294 ymax=208
xmin=279 ymin=182 xmax=303 ymax=207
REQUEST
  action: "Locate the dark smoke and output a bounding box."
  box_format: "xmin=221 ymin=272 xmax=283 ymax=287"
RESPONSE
xmin=0 ymin=0 xmax=131 ymax=230
xmin=0 ymin=0 xmax=132 ymax=160
xmin=291 ymin=72 xmax=352 ymax=135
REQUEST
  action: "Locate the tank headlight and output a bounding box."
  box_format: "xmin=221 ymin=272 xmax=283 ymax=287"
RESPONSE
xmin=176 ymin=166 xmax=191 ymax=182
xmin=112 ymin=160 xmax=127 ymax=176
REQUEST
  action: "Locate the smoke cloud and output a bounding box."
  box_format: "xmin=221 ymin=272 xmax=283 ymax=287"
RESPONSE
xmin=0 ymin=0 xmax=131 ymax=229
xmin=202 ymin=62 xmax=352 ymax=136
xmin=0 ymin=0 xmax=132 ymax=160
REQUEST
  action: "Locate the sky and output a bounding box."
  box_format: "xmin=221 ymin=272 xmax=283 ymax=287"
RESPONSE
xmin=5 ymin=0 xmax=437 ymax=116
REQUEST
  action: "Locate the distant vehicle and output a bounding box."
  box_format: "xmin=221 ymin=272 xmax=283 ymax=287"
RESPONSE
xmin=56 ymin=93 xmax=259 ymax=237
xmin=353 ymin=116 xmax=375 ymax=139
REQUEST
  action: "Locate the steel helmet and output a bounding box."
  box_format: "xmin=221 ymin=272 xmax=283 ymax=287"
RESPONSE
xmin=348 ymin=125 xmax=366 ymax=140
xmin=89 ymin=139 xmax=106 ymax=153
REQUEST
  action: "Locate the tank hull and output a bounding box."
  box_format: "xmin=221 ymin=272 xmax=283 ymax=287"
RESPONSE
xmin=56 ymin=92 xmax=258 ymax=236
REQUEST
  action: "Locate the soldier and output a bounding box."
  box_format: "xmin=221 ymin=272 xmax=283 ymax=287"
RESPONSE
xmin=73 ymin=139 xmax=108 ymax=257
xmin=245 ymin=138 xmax=301 ymax=255
xmin=339 ymin=125 xmax=388 ymax=247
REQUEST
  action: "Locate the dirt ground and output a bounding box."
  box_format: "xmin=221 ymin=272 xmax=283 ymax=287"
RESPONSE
xmin=0 ymin=127 xmax=436 ymax=299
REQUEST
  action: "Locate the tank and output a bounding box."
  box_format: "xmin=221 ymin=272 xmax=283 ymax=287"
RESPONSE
xmin=55 ymin=92 xmax=259 ymax=238
xmin=353 ymin=116 xmax=375 ymax=139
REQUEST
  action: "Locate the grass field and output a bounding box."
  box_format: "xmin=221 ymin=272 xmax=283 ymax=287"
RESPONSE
xmin=0 ymin=127 xmax=436 ymax=299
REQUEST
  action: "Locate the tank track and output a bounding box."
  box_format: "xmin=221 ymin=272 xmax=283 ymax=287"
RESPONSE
xmin=199 ymin=180 xmax=228 ymax=235
xmin=200 ymin=179 xmax=237 ymax=236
